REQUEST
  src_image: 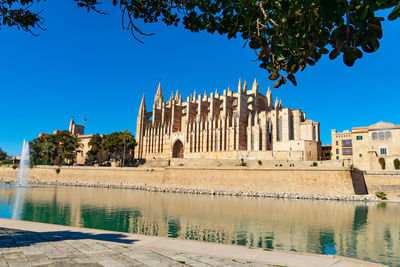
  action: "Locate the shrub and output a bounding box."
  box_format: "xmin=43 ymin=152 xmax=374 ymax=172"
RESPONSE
xmin=240 ymin=159 xmax=247 ymax=166
xmin=311 ymin=162 xmax=318 ymax=167
xmin=378 ymin=158 xmax=386 ymax=170
xmin=394 ymin=159 xmax=400 ymax=170
xmin=55 ymin=168 xmax=60 ymax=174
xmin=375 ymin=191 xmax=387 ymax=200
xmin=257 ymin=160 xmax=262 ymax=166
xmin=12 ymin=164 xmax=17 ymax=170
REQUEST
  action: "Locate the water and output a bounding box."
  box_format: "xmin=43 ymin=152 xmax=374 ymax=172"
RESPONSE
xmin=0 ymin=185 xmax=399 ymax=266
xmin=17 ymin=140 xmax=30 ymax=186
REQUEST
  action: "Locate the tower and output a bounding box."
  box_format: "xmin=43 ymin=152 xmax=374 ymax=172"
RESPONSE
xmin=136 ymin=95 xmax=147 ymax=158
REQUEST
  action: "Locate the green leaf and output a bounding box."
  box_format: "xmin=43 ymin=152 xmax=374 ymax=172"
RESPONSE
xmin=274 ymin=79 xmax=282 ymax=88
xmin=287 ymin=74 xmax=297 ymax=86
xmin=269 ymin=73 xmax=280 ymax=80
xmin=329 ymin=48 xmax=340 ymax=60
xmin=343 ymin=47 xmax=355 ymax=66
xmin=389 ymin=2 xmax=400 ymax=20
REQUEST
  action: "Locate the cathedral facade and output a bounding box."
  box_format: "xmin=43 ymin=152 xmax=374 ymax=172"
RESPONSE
xmin=136 ymin=79 xmax=321 ymax=161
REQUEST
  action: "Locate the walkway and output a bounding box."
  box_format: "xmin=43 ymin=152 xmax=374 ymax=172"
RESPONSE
xmin=0 ymin=219 xmax=383 ymax=267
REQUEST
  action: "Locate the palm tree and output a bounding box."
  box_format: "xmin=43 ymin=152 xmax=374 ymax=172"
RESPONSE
xmin=42 ymin=142 xmax=55 ymax=165
xmin=120 ymin=130 xmax=133 ymax=167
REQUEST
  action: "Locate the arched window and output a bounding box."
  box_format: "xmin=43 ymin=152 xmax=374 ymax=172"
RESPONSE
xmin=385 ymin=131 xmax=391 ymax=140
xmin=379 ymin=132 xmax=384 ymax=140
xmin=372 ymin=132 xmax=378 ymax=140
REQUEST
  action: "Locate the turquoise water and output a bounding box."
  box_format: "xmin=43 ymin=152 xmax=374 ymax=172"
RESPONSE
xmin=0 ymin=184 xmax=399 ymax=266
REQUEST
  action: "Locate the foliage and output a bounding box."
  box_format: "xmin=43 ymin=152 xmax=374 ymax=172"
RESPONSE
xmin=394 ymin=158 xmax=400 ymax=170
xmin=312 ymin=161 xmax=318 ymax=167
xmin=0 ymin=147 xmax=7 ymax=161
xmin=29 ymin=131 xmax=82 ymax=165
xmin=258 ymin=160 xmax=262 ymax=166
xmin=87 ymin=133 xmax=106 ymax=165
xmin=240 ymin=158 xmax=247 ymax=166
xmin=2 ymin=1 xmax=400 ymax=87
xmin=12 ymin=164 xmax=17 ymax=170
xmin=378 ymin=157 xmax=386 ymax=170
xmin=102 ymin=131 xmax=137 ymax=166
xmin=375 ymin=191 xmax=387 ymax=200
xmin=55 ymin=167 xmax=60 ymax=174
xmin=120 ymin=129 xmax=134 ymax=167
xmin=0 ymin=159 xmax=12 ymax=165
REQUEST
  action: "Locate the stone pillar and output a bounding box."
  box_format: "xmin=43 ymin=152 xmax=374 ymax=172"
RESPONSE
xmin=281 ymin=109 xmax=290 ymax=142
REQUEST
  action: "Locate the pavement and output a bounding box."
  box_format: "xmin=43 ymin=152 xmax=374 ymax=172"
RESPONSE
xmin=0 ymin=219 xmax=384 ymax=267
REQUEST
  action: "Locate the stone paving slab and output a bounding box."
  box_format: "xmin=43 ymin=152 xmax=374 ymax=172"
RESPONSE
xmin=0 ymin=219 xmax=385 ymax=267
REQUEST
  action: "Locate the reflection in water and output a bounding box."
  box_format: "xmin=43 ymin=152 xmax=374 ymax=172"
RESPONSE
xmin=353 ymin=205 xmax=368 ymax=231
xmin=11 ymin=187 xmax=26 ymax=220
xmin=0 ymin=185 xmax=399 ymax=266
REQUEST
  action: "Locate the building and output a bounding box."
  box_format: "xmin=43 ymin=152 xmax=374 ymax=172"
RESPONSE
xmin=39 ymin=118 xmax=93 ymax=165
xmin=331 ymin=130 xmax=353 ymax=161
xmin=136 ymin=79 xmax=321 ymax=160
xmin=331 ymin=121 xmax=400 ymax=170
xmin=320 ymin=145 xmax=332 ymax=161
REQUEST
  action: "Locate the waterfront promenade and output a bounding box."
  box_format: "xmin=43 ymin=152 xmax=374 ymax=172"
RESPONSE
xmin=0 ymin=219 xmax=383 ymax=267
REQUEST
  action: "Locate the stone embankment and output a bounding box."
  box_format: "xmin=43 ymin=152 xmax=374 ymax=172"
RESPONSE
xmin=0 ymin=178 xmax=380 ymax=202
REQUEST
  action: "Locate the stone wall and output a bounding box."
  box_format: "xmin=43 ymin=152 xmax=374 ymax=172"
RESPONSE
xmin=364 ymin=170 xmax=400 ymax=195
xmin=0 ymin=165 xmax=364 ymax=195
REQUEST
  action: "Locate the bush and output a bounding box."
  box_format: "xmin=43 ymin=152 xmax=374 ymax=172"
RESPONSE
xmin=12 ymin=164 xmax=17 ymax=170
xmin=240 ymin=159 xmax=247 ymax=166
xmin=375 ymin=191 xmax=387 ymax=200
xmin=379 ymin=158 xmax=386 ymax=170
xmin=257 ymin=160 xmax=262 ymax=166
xmin=394 ymin=159 xmax=400 ymax=170
xmin=55 ymin=168 xmax=60 ymax=174
xmin=311 ymin=162 xmax=318 ymax=167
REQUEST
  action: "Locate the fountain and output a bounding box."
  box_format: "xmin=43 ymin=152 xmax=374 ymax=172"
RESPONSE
xmin=17 ymin=140 xmax=30 ymax=186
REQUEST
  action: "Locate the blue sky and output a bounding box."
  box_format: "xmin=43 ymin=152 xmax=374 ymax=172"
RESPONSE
xmin=1 ymin=2 xmax=399 ymax=156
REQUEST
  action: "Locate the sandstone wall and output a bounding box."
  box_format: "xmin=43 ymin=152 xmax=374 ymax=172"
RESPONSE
xmin=0 ymin=165 xmax=364 ymax=195
xmin=364 ymin=170 xmax=400 ymax=195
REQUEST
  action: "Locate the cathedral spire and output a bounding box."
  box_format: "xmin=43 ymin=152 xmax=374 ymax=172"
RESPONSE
xmin=243 ymin=80 xmax=247 ymax=91
xmin=193 ymin=90 xmax=197 ymax=101
xmin=275 ymin=97 xmax=279 ymax=109
xmin=154 ymin=82 xmax=163 ymax=107
xmin=139 ymin=94 xmax=146 ymax=115
xmin=252 ymin=78 xmax=258 ymax=91
xmin=267 ymin=86 xmax=273 ymax=108
xmin=238 ymin=79 xmax=242 ymax=93
xmin=155 ymin=82 xmax=163 ymax=100
xmin=175 ymin=90 xmax=180 ymax=101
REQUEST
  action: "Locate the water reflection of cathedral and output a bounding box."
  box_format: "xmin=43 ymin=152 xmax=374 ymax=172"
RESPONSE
xmin=7 ymin=187 xmax=399 ymax=266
